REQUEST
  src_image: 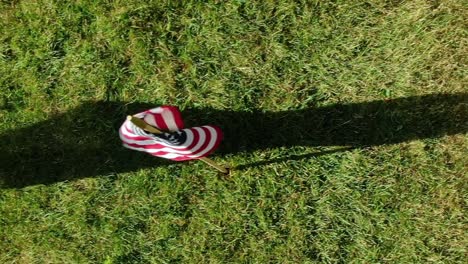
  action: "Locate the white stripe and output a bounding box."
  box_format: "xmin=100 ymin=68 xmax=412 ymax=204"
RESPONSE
xmin=148 ymin=107 xmax=164 ymax=114
xmin=123 ymin=144 xmax=183 ymax=159
xmin=143 ymin=113 xmax=158 ymax=128
xmin=161 ymin=108 xmax=179 ymax=131
xmin=158 ymin=153 xmax=183 ymax=159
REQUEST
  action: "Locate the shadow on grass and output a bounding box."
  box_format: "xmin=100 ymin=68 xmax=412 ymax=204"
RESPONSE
xmin=0 ymin=93 xmax=466 ymax=188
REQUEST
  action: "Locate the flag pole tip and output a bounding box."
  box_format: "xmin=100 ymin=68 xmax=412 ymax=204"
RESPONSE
xmin=127 ymin=115 xmax=133 ymax=121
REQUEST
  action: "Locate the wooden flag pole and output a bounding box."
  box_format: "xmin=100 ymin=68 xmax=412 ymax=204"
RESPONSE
xmin=127 ymin=116 xmax=229 ymax=174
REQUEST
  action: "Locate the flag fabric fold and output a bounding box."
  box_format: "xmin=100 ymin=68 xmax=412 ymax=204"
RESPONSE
xmin=119 ymin=106 xmax=223 ymax=161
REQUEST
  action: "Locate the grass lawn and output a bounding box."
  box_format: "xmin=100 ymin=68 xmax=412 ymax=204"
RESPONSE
xmin=1 ymin=0 xmax=467 ymax=263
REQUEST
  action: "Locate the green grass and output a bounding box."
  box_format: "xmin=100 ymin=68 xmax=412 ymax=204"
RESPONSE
xmin=1 ymin=0 xmax=467 ymax=263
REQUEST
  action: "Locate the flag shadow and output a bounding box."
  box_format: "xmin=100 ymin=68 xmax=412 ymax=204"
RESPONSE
xmin=1 ymin=93 xmax=466 ymax=188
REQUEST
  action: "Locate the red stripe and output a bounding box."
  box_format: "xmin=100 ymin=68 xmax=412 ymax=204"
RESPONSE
xmin=123 ymin=144 xmax=184 ymax=159
xmin=154 ymin=110 xmax=169 ymax=130
xmin=173 ymin=156 xmax=191 ymax=161
xmin=123 ymin=142 xmax=165 ymax=150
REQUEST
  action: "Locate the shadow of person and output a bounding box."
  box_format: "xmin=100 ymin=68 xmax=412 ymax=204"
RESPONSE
xmin=1 ymin=93 xmax=466 ymax=188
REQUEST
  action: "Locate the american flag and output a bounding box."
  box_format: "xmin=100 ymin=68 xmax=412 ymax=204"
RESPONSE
xmin=119 ymin=106 xmax=223 ymax=161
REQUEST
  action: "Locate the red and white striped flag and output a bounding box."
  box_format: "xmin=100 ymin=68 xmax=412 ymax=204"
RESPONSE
xmin=119 ymin=106 xmax=223 ymax=161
